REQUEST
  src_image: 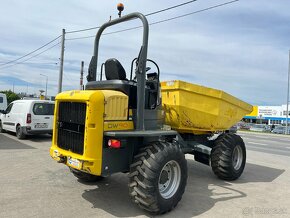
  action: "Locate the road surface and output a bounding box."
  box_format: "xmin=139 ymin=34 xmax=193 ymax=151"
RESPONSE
xmin=0 ymin=131 xmax=289 ymax=217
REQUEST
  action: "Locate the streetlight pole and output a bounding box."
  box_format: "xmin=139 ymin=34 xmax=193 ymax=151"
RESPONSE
xmin=40 ymin=74 xmax=48 ymax=100
xmin=286 ymin=50 xmax=290 ymax=134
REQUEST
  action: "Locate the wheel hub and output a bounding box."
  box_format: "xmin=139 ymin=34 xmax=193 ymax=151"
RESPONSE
xmin=158 ymin=160 xmax=181 ymax=199
xmin=232 ymin=145 xmax=243 ymax=170
xmin=159 ymin=170 xmax=169 ymax=184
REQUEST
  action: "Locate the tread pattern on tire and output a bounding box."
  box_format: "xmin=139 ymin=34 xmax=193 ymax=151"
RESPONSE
xmin=129 ymin=141 xmax=187 ymax=214
xmin=211 ymin=133 xmax=246 ymax=181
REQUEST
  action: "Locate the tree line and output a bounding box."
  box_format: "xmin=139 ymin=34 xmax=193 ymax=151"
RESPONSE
xmin=0 ymin=90 xmax=20 ymax=104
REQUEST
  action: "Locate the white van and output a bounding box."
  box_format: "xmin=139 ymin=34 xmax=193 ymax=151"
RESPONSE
xmin=0 ymin=99 xmax=55 ymax=139
xmin=0 ymin=93 xmax=7 ymax=111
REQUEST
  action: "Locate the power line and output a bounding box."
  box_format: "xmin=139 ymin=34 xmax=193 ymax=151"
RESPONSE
xmin=145 ymin=0 xmax=197 ymax=16
xmin=66 ymin=35 xmax=95 ymax=41
xmin=150 ymin=0 xmax=239 ymax=26
xmin=66 ymin=0 xmax=198 ymax=34
xmin=18 ymin=62 xmax=58 ymax=65
xmin=66 ymin=25 xmax=142 ymax=41
xmin=0 ymin=42 xmax=61 ymax=69
xmin=66 ymin=0 xmax=239 ymax=41
xmin=0 ymin=0 xmax=237 ymax=69
xmin=0 ymin=35 xmax=61 ymax=67
xmin=66 ymin=26 xmax=101 ymax=34
xmin=0 ymin=0 xmax=238 ymax=75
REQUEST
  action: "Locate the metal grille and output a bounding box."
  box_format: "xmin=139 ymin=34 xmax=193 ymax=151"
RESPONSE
xmin=57 ymin=102 xmax=86 ymax=155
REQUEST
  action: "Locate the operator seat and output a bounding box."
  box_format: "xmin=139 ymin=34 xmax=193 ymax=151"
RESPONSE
xmin=105 ymin=58 xmax=127 ymax=80
xmin=85 ymin=58 xmax=138 ymax=108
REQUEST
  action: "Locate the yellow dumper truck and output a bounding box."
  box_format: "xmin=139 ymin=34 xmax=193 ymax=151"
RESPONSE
xmin=50 ymin=12 xmax=252 ymax=214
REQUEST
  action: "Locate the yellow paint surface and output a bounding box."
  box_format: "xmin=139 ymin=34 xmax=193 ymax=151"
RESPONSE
xmin=161 ymin=80 xmax=253 ymax=134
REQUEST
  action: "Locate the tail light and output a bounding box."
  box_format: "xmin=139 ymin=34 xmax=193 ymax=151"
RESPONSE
xmin=26 ymin=113 xmax=31 ymax=124
xmin=108 ymin=139 xmax=121 ymax=148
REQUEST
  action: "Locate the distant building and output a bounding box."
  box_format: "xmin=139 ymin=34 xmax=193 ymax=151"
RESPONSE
xmin=244 ymin=105 xmax=290 ymax=125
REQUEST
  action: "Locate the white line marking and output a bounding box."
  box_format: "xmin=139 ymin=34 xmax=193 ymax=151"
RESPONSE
xmin=247 ymin=141 xmax=267 ymax=146
xmin=250 ymin=139 xmax=272 ymax=142
xmin=247 ymin=145 xmax=290 ymax=153
xmin=253 ymin=135 xmax=270 ymax=139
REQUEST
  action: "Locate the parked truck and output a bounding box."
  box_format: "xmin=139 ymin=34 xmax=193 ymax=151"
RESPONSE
xmin=50 ymin=11 xmax=252 ymax=214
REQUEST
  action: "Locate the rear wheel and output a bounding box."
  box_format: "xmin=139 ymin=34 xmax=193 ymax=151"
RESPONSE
xmin=0 ymin=121 xmax=5 ymax=133
xmin=69 ymin=167 xmax=104 ymax=182
xmin=16 ymin=125 xmax=26 ymax=139
xmin=211 ymin=133 xmax=246 ymax=180
xmin=129 ymin=141 xmax=187 ymax=214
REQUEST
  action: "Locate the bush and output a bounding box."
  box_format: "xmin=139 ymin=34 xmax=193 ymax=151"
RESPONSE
xmin=0 ymin=90 xmax=20 ymax=104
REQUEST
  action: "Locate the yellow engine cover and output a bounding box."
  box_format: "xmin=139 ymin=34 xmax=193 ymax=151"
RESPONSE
xmin=50 ymin=89 xmax=133 ymax=176
xmin=103 ymin=90 xmax=128 ymax=121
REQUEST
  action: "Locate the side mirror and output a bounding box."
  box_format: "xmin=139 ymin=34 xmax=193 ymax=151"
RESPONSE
xmin=0 ymin=110 xmax=6 ymax=114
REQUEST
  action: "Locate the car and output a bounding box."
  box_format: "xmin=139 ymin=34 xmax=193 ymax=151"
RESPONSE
xmin=0 ymin=99 xmax=54 ymax=139
xmin=249 ymin=124 xmax=269 ymax=132
xmin=239 ymin=122 xmax=254 ymax=130
xmin=272 ymin=126 xmax=290 ymax=134
xmin=228 ymin=125 xmax=238 ymax=133
xmin=264 ymin=125 xmax=271 ymax=132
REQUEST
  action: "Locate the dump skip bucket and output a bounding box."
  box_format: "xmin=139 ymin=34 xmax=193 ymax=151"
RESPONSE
xmin=161 ymin=80 xmax=253 ymax=134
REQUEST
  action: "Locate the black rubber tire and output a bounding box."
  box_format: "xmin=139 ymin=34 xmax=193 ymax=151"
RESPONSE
xmin=211 ymin=133 xmax=246 ymax=181
xmin=69 ymin=167 xmax=104 ymax=182
xmin=129 ymin=141 xmax=187 ymax=214
xmin=16 ymin=125 xmax=26 ymax=139
xmin=0 ymin=121 xmax=5 ymax=133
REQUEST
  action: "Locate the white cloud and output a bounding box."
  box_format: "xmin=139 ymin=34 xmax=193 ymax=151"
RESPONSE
xmin=0 ymin=0 xmax=289 ymax=105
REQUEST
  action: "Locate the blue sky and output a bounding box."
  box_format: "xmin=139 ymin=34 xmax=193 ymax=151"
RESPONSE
xmin=0 ymin=0 xmax=289 ymax=106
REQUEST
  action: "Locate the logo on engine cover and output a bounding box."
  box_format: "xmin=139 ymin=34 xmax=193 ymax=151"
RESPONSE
xmin=108 ymin=122 xmax=129 ymax=129
xmin=104 ymin=121 xmax=133 ymax=131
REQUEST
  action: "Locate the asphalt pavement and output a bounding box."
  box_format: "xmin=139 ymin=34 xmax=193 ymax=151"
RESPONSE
xmin=0 ymin=131 xmax=289 ymax=218
xmin=239 ymin=131 xmax=290 ymax=157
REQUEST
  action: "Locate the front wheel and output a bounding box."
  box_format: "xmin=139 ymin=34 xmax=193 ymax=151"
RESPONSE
xmin=129 ymin=141 xmax=187 ymax=214
xmin=69 ymin=167 xmax=104 ymax=182
xmin=211 ymin=133 xmax=246 ymax=181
